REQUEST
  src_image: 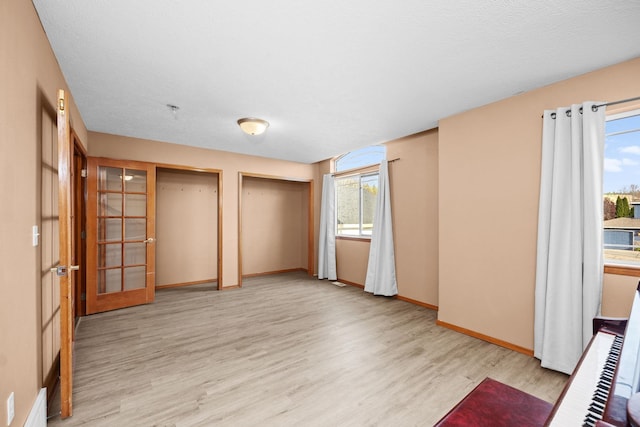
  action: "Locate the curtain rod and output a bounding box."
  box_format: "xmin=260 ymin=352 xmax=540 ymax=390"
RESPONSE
xmin=595 ymin=95 xmax=640 ymax=109
xmin=543 ymin=95 xmax=640 ymax=119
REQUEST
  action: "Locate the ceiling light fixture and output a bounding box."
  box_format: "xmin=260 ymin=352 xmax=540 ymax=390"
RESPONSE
xmin=237 ymin=117 xmax=269 ymax=136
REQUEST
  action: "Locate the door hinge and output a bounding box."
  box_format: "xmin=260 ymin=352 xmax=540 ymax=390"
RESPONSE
xmin=81 ymin=293 xmax=86 ymax=301
xmin=81 ymin=169 xmax=87 ymax=178
xmin=81 ymin=230 xmax=86 ymax=239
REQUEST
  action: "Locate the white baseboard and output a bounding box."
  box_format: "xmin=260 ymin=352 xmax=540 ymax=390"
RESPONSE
xmin=24 ymin=388 xmax=46 ymax=427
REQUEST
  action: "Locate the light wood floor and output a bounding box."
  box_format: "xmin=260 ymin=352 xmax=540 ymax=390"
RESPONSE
xmin=48 ymin=272 xmax=567 ymax=426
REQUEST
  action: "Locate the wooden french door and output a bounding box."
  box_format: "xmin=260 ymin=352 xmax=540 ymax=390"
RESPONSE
xmin=86 ymin=157 xmax=156 ymax=314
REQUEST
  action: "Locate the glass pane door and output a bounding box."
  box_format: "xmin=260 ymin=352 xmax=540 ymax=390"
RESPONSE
xmin=87 ymin=158 xmax=155 ymax=314
xmin=97 ymin=167 xmax=148 ymax=293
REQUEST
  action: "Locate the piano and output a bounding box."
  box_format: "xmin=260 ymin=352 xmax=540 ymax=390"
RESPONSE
xmin=435 ymin=283 xmax=640 ymax=427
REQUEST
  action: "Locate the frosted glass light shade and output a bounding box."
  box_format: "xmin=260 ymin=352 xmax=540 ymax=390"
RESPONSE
xmin=237 ymin=117 xmax=269 ymax=135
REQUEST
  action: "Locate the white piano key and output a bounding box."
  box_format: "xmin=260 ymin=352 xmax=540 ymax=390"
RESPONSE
xmin=547 ymin=332 xmax=617 ymax=427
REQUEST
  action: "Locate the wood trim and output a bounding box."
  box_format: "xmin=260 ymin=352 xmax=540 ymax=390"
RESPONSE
xmin=436 ymin=319 xmax=534 ymax=357
xmin=604 ymin=265 xmax=640 ymax=277
xmin=238 ymin=172 xmax=244 ymax=288
xmin=336 ymin=278 xmax=365 ymax=289
xmin=92 ymin=289 xmax=150 ymax=312
xmin=240 ymin=171 xmax=313 ymax=183
xmin=308 ymin=179 xmax=314 ymax=276
xmin=395 ymin=295 xmax=438 ymax=311
xmin=333 ymin=280 xmax=439 ymax=311
xmin=72 ymin=136 xmax=87 ymax=318
xmin=220 ymin=284 xmax=240 ymax=290
xmin=218 ymin=171 xmax=223 ymax=289
xmin=146 ymin=166 xmax=156 ymax=304
xmin=71 ymin=128 xmax=87 ymax=156
xmin=153 ymin=162 xmax=222 ymax=175
xmin=336 ymin=236 xmax=372 ymax=242
xmin=333 ymin=164 xmax=380 ymax=178
xmin=57 ymin=89 xmax=73 ymax=418
xmin=242 ymin=268 xmax=307 ymax=279
xmin=156 ymin=278 xmax=218 ymax=290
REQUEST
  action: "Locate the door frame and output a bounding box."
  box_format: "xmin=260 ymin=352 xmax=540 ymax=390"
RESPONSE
xmin=154 ymin=163 xmax=223 ymax=290
xmin=72 ymin=130 xmax=87 ymax=319
xmin=237 ymin=172 xmax=314 ymax=287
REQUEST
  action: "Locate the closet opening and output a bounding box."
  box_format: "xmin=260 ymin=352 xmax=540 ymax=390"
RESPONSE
xmin=238 ymin=173 xmax=313 ymax=286
xmin=156 ymin=166 xmax=222 ymax=290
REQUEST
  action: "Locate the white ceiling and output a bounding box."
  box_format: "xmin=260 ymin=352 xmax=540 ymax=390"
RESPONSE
xmin=32 ymin=1 xmax=640 ymax=164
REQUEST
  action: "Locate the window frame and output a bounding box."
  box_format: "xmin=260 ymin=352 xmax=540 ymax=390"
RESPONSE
xmin=334 ymin=168 xmax=379 ymax=239
xmin=603 ymin=107 xmax=640 ymax=275
xmin=333 ymin=146 xmax=385 ymax=240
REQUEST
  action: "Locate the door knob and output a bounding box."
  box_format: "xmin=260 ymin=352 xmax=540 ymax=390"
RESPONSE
xmin=144 ymin=237 xmax=155 ymax=243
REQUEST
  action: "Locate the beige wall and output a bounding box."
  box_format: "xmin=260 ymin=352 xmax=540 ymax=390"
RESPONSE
xmin=386 ymin=130 xmax=439 ymax=304
xmin=1 ymin=1 xmax=88 ymax=425
xmin=156 ymin=169 xmax=219 ymax=286
xmin=602 ymin=273 xmax=639 ymax=318
xmin=336 ymin=238 xmax=371 ymax=285
xmin=241 ymin=177 xmax=309 ymax=275
xmin=438 ymin=58 xmax=640 ymax=351
xmin=332 ymin=131 xmax=440 ymax=306
xmin=88 ymin=132 xmax=316 ymax=287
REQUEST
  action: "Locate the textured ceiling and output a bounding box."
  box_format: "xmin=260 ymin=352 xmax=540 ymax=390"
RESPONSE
xmin=32 ymin=1 xmax=640 ymax=164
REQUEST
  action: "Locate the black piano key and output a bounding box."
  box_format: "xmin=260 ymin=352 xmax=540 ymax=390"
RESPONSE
xmin=581 ymin=334 xmax=625 ymax=426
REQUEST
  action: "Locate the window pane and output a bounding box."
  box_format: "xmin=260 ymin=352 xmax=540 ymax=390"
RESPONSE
xmin=98 ymin=268 xmax=121 ymax=294
xmin=124 ymin=218 xmax=146 ymax=241
xmin=361 ymin=174 xmax=378 ymax=235
xmin=336 ymin=177 xmax=360 ymax=235
xmin=124 ymin=193 xmax=146 ymax=216
xmin=335 ymin=145 xmax=385 ymax=172
xmin=98 ymin=167 xmax=122 ymax=191
xmin=604 ymin=111 xmax=640 ymax=267
xmin=99 ymin=192 xmax=122 ymax=216
xmin=124 ymin=242 xmax=146 ymax=266
xmin=123 ymin=266 xmax=146 ymax=290
xmin=124 ymin=169 xmax=147 ymax=193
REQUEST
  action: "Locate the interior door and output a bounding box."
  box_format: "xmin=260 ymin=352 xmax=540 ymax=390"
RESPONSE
xmin=86 ymin=157 xmax=156 ymax=314
xmin=56 ymin=89 xmax=75 ymax=418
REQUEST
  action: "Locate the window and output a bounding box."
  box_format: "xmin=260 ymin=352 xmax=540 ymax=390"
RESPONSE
xmin=604 ymin=109 xmax=640 ymax=267
xmin=336 ymin=173 xmax=378 ymax=236
xmin=334 ymin=146 xmax=385 ymax=237
xmin=335 ymin=145 xmax=385 ymax=172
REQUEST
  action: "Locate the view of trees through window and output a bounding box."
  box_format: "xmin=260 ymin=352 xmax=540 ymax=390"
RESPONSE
xmin=603 ymin=109 xmax=640 ymax=266
xmin=335 ymin=145 xmax=384 ymax=237
xmin=336 ymin=174 xmax=378 ymax=236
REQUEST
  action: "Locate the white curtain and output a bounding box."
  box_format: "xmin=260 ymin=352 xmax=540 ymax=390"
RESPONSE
xmin=318 ymin=174 xmax=337 ymax=280
xmin=534 ymin=102 xmax=605 ymax=374
xmin=365 ymin=160 xmax=398 ymax=296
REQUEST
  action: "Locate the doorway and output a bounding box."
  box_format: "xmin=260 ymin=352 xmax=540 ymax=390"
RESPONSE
xmin=238 ymin=173 xmax=313 ymax=285
xmin=155 ymin=167 xmax=221 ymax=289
